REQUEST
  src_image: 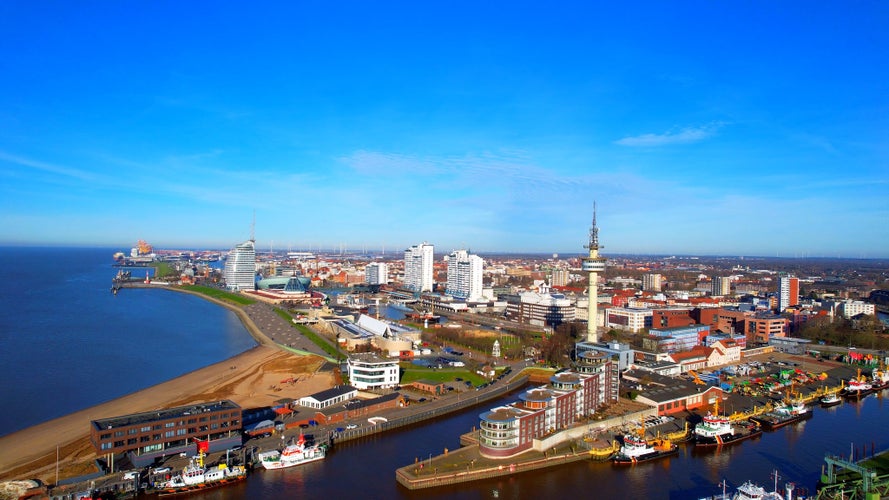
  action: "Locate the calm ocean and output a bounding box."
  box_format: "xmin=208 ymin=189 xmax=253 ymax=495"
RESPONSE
xmin=0 ymin=246 xmax=256 ymax=438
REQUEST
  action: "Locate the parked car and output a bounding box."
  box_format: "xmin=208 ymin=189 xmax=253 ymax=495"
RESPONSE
xmin=346 ymin=424 xmax=358 ymax=429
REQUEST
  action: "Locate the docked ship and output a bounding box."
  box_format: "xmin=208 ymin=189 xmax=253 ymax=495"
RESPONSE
xmin=256 ymin=434 xmax=327 ymax=470
xmin=694 ymin=401 xmax=762 ymax=448
xmin=871 ymin=367 xmax=889 ymax=391
xmin=819 ymin=392 xmax=842 ymax=408
xmin=750 ymin=401 xmax=812 ymax=430
xmin=156 ymin=452 xmax=247 ymax=497
xmin=841 ymin=370 xmax=875 ymax=400
xmin=613 ymin=428 xmax=678 ymax=465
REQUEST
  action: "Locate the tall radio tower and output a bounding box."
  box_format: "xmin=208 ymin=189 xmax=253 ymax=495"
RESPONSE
xmin=582 ymin=203 xmax=607 ymax=343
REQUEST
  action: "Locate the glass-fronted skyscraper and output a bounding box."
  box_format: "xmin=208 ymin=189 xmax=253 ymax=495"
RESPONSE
xmin=224 ymin=240 xmax=256 ymax=291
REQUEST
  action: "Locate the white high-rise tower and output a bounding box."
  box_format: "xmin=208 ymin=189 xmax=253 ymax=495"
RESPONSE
xmin=581 ymin=204 xmax=607 ymax=343
xmin=404 ymin=242 xmax=434 ymax=293
xmin=446 ymin=249 xmax=484 ymax=300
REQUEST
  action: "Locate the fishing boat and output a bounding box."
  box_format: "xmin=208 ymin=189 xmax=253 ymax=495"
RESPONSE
xmin=750 ymin=401 xmax=812 ymax=430
xmin=819 ymin=392 xmax=842 ymax=408
xmin=613 ymin=425 xmax=678 ymax=465
xmin=694 ymin=400 xmax=762 ymax=447
xmin=156 ymin=452 xmax=247 ymax=497
xmin=256 ymin=434 xmax=327 ymax=470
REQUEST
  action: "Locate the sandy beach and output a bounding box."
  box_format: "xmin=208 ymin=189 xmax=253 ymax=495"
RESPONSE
xmin=0 ymin=286 xmax=341 ymax=485
xmin=0 ymin=345 xmax=334 ymax=483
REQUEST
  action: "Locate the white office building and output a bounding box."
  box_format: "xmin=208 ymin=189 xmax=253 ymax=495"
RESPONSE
xmin=223 ymin=240 xmax=256 ymax=291
xmin=445 ymin=249 xmax=484 ymax=300
xmin=404 ymin=242 xmax=434 ymax=292
xmin=365 ymin=262 xmax=389 ymax=285
xmin=347 ymin=353 xmax=401 ymax=390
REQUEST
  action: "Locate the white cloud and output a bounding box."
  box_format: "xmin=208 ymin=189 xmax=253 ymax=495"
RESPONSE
xmin=616 ymin=122 xmax=725 ymax=147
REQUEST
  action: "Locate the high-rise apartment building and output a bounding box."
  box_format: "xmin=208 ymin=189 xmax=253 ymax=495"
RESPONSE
xmin=445 ymin=249 xmax=484 ymax=300
xmin=777 ymin=276 xmax=799 ymax=312
xmin=223 ymin=240 xmax=256 ymax=291
xmin=642 ymin=273 xmax=662 ymax=292
xmin=711 ymin=276 xmax=732 ymax=297
xmin=550 ymin=268 xmax=569 ymax=287
xmin=403 ymin=242 xmax=434 ymax=292
xmin=365 ymin=262 xmax=389 ymax=285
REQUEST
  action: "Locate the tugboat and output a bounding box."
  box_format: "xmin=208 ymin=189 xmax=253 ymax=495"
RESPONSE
xmin=871 ymin=366 xmax=889 ymax=391
xmin=750 ymin=401 xmax=812 ymax=430
xmin=613 ymin=423 xmax=678 ymax=465
xmin=256 ymin=433 xmax=327 ymax=470
xmin=694 ymin=400 xmax=762 ymax=448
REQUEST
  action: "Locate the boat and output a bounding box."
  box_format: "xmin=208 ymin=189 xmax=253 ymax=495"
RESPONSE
xmin=819 ymin=392 xmax=842 ymax=408
xmin=841 ymin=370 xmax=875 ymax=400
xmin=732 ymin=480 xmax=784 ymax=500
xmin=871 ymin=366 xmax=889 ymax=391
xmin=156 ymin=452 xmax=247 ymax=497
xmin=612 ymin=426 xmax=678 ymax=465
xmin=750 ymin=401 xmax=812 ymax=430
xmin=256 ymin=434 xmax=327 ymax=470
xmin=694 ymin=400 xmax=762 ymax=447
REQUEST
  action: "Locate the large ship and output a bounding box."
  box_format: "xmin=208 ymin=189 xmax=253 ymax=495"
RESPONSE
xmin=750 ymin=401 xmax=812 ymax=430
xmin=156 ymin=452 xmax=247 ymax=497
xmin=613 ymin=426 xmax=678 ymax=465
xmin=256 ymin=434 xmax=327 ymax=470
xmin=694 ymin=401 xmax=762 ymax=448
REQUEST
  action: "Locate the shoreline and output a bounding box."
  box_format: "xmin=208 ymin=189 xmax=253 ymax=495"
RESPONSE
xmin=0 ymin=286 xmax=331 ymax=483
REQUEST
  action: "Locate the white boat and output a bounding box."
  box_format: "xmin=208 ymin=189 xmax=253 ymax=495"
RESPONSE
xmin=820 ymin=392 xmax=842 ymax=407
xmin=156 ymin=452 xmax=247 ymax=496
xmin=257 ymin=434 xmax=326 ymax=470
xmin=733 ymin=481 xmax=783 ymax=500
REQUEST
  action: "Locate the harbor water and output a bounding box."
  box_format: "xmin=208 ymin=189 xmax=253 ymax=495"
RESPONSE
xmin=2 ymin=247 xmax=888 ymax=498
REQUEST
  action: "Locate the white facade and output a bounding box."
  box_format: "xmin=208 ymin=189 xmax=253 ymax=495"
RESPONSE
xmin=365 ymin=262 xmax=389 ymax=285
xmin=403 ymin=242 xmax=434 ymax=292
xmin=223 ymin=240 xmax=256 ymax=291
xmin=778 ymin=276 xmax=798 ymax=312
xmin=642 ymin=273 xmax=662 ymax=292
xmin=711 ymin=276 xmax=731 ymax=296
xmin=347 ymin=354 xmax=400 ymax=390
xmin=605 ymin=307 xmax=652 ymax=333
xmin=445 ymin=249 xmax=484 ymax=300
xmin=839 ymin=300 xmax=876 ymax=319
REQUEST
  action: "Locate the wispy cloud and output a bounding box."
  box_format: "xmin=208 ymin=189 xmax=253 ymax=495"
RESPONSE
xmin=615 ymin=122 xmax=725 ymax=147
xmin=0 ymin=150 xmax=103 ymax=182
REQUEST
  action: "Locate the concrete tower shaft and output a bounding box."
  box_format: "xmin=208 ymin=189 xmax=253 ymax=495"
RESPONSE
xmin=581 ymin=204 xmax=607 ymax=343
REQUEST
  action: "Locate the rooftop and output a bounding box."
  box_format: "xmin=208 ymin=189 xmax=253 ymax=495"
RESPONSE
xmin=91 ymin=400 xmax=240 ymax=431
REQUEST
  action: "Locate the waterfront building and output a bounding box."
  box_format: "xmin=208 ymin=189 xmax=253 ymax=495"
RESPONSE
xmin=346 ymin=353 xmax=401 ymax=390
xmin=503 ymin=288 xmax=575 ymax=327
xmin=769 ymin=336 xmax=812 ymax=355
xmin=365 ymin=262 xmax=389 ymax=285
xmin=834 ymin=299 xmax=876 ymax=319
xmin=634 ymin=378 xmax=725 ymax=417
xmin=477 ymin=350 xmax=617 ymax=458
xmin=255 ymin=275 xmax=311 ymax=293
xmin=403 ymin=242 xmax=434 ymax=293
xmin=581 ymin=204 xmax=607 ymax=342
xmin=298 ymin=385 xmax=358 ymax=410
xmin=332 ymin=314 xmax=419 ymax=353
xmin=90 ymin=400 xmax=242 ymax=468
xmin=445 ymin=249 xmax=484 ymax=300
xmin=605 ymin=307 xmax=652 ymax=333
xmin=575 ymin=341 xmax=634 ymax=372
xmin=712 ymin=276 xmax=732 ymax=297
xmin=642 ymin=273 xmax=662 ymax=292
xmin=224 ymin=239 xmax=256 ymax=291
xmin=777 ymin=275 xmax=799 ymax=312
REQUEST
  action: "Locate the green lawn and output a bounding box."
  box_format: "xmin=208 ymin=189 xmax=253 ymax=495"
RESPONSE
xmin=399 ymin=365 xmax=487 ymax=386
xmin=180 ymin=285 xmax=256 ymax=305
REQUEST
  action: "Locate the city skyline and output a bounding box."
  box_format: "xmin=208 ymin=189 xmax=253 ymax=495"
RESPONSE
xmin=1 ymin=3 xmax=887 ymax=257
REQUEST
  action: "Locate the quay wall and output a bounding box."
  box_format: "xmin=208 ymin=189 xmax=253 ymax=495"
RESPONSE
xmin=533 ymin=408 xmax=657 ymax=452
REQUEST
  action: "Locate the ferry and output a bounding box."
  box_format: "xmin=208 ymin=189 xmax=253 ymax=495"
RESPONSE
xmin=156 ymin=452 xmax=247 ymax=497
xmin=256 ymin=434 xmax=326 ymax=470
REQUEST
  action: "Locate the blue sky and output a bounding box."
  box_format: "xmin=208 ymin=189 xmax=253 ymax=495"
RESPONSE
xmin=1 ymin=2 xmax=887 ymax=257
